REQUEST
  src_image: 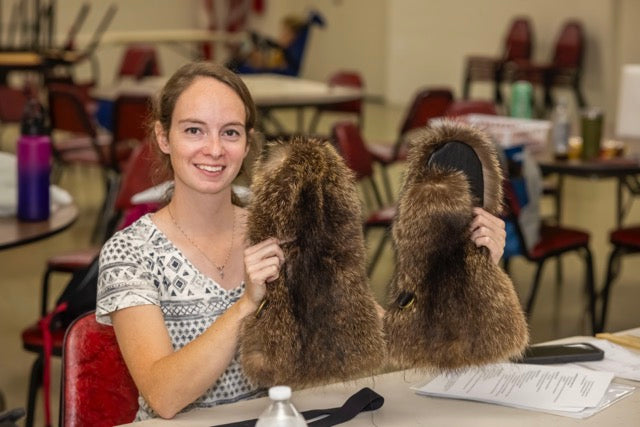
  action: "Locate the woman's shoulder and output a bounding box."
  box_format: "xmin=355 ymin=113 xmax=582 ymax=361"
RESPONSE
xmin=100 ymin=214 xmax=165 ymax=261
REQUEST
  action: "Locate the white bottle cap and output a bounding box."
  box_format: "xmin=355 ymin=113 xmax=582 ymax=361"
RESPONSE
xmin=268 ymin=385 xmax=292 ymax=401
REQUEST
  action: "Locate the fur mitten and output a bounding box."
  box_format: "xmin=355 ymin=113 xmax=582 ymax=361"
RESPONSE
xmin=240 ymin=137 xmax=386 ymax=387
xmin=383 ymin=122 xmax=529 ymax=370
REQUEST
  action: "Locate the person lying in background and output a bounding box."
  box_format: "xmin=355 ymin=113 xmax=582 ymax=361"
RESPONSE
xmin=226 ymin=14 xmax=306 ymax=72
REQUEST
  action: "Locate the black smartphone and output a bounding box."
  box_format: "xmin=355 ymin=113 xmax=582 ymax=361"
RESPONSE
xmin=515 ymin=342 xmax=604 ymax=364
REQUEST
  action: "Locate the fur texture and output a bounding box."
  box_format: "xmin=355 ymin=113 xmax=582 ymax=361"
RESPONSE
xmin=384 ymin=122 xmax=529 ymax=370
xmin=240 ymin=136 xmax=386 ymax=388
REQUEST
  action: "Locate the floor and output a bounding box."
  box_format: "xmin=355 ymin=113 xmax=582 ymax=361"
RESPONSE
xmin=1 ymin=101 xmax=639 ymax=426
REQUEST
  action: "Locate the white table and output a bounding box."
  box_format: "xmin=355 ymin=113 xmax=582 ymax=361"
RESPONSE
xmin=91 ymin=74 xmax=363 ymax=134
xmin=101 ymin=30 xmax=245 ymax=46
xmin=121 ymin=331 xmax=640 ymax=426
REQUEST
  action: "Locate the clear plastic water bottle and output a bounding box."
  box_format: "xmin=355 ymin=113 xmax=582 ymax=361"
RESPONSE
xmin=17 ymin=98 xmax=52 ymax=221
xmin=552 ymin=96 xmax=571 ymax=160
xmin=256 ymin=386 xmax=307 ymax=427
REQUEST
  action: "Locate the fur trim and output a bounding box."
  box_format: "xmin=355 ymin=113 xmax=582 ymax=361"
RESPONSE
xmin=384 ymin=121 xmax=529 ymax=370
xmin=402 ymin=122 xmax=504 ymax=215
xmin=240 ymin=136 xmax=386 ymax=387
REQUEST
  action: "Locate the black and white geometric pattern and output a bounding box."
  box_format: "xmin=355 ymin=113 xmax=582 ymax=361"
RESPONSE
xmin=96 ymin=214 xmax=263 ymax=421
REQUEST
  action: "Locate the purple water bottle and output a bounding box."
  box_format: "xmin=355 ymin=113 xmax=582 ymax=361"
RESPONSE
xmin=17 ymin=98 xmax=52 ymax=221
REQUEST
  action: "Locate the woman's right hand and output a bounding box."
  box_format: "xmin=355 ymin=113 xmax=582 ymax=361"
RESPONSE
xmin=242 ymin=237 xmax=285 ymax=308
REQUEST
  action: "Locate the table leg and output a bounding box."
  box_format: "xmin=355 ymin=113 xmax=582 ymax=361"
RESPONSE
xmin=296 ymin=107 xmax=304 ymax=134
xmin=555 ymin=174 xmax=564 ymax=224
xmin=617 ymin=177 xmax=623 ymax=227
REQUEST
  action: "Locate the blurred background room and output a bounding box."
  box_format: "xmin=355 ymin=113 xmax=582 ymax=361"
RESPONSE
xmin=1 ymin=0 xmax=640 ymax=425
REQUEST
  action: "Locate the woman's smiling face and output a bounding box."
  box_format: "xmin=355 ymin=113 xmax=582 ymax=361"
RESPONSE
xmin=156 ymin=76 xmax=249 ymax=196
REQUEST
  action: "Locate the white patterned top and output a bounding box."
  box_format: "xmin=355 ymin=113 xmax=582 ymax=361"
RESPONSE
xmin=96 ymin=214 xmax=262 ymax=421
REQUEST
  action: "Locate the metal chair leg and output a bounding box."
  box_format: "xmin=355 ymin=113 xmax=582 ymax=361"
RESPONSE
xmin=600 ymin=247 xmax=622 ymax=333
xmin=24 ymin=355 xmax=43 ymax=427
xmin=525 ymin=259 xmax=547 ymax=316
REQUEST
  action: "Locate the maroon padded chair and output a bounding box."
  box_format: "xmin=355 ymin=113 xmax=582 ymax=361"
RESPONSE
xmin=600 ymin=226 xmax=640 ymax=332
xmin=48 ymin=82 xmax=119 ymax=241
xmin=60 ymin=311 xmax=139 ymax=427
xmin=463 ymin=17 xmax=533 ymax=104
xmin=117 ymin=44 xmax=161 ymax=80
xmin=0 ymin=85 xmax=27 ymax=144
xmin=110 ymin=93 xmax=152 ymax=173
xmin=503 ymin=180 xmax=597 ymax=334
xmin=508 ymin=20 xmax=586 ymax=109
xmin=21 ymin=141 xmax=157 ymax=427
xmin=47 ymin=82 xmax=113 ymax=171
xmin=332 ymin=121 xmax=397 ymax=276
xmin=367 ymin=87 xmax=454 ymax=201
xmin=308 ymin=70 xmax=364 ymax=134
xmin=444 ymin=99 xmax=499 ymax=117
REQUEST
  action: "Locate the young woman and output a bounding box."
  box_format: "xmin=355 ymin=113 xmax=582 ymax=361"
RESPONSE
xmin=97 ymin=62 xmax=284 ymax=420
xmin=96 ymin=61 xmax=506 ymax=421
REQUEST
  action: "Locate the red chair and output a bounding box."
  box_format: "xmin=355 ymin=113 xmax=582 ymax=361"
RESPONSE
xmin=0 ymin=85 xmax=27 ymax=145
xmin=600 ymin=226 xmax=640 ymax=332
xmin=463 ymin=17 xmax=533 ymax=104
xmin=60 ymin=311 xmax=139 ymax=427
xmin=117 ymin=44 xmax=161 ymax=80
xmin=444 ymin=99 xmax=499 ymax=117
xmin=508 ymin=20 xmax=586 ymax=109
xmin=308 ymin=70 xmax=364 ymax=134
xmin=21 ymin=141 xmax=157 ymax=427
xmin=47 ymin=82 xmax=113 ymax=171
xmin=47 ymin=82 xmax=120 ymax=241
xmin=367 ymin=88 xmax=454 ymax=201
xmin=110 ymin=94 xmax=152 ymax=173
xmin=503 ymin=180 xmax=597 ymax=334
xmin=332 ymin=121 xmax=397 ymax=276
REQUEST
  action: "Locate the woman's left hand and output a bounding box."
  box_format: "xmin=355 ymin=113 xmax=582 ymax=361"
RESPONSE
xmin=470 ymin=207 xmax=506 ymax=265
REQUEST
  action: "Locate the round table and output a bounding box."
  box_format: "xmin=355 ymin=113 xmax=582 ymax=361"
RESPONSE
xmin=0 ymin=204 xmax=79 ymax=251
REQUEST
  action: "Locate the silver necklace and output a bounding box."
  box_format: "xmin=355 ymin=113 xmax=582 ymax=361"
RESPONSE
xmin=167 ymin=204 xmax=236 ymax=280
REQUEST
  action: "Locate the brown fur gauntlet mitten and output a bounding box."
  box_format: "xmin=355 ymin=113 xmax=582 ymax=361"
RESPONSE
xmin=240 ymin=137 xmax=386 ymax=388
xmin=383 ymin=122 xmax=528 ymax=370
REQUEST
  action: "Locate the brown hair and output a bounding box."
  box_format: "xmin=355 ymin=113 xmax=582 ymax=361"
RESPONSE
xmin=149 ymin=61 xmax=259 ymax=196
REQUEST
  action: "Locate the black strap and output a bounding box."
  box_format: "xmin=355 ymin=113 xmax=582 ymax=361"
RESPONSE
xmin=211 ymin=387 xmax=384 ymax=427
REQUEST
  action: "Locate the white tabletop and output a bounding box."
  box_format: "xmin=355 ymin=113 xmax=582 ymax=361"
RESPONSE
xmin=121 ymin=331 xmax=640 ymax=426
xmin=101 ymin=29 xmax=245 ymax=45
xmin=91 ymin=74 xmax=363 ymax=108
